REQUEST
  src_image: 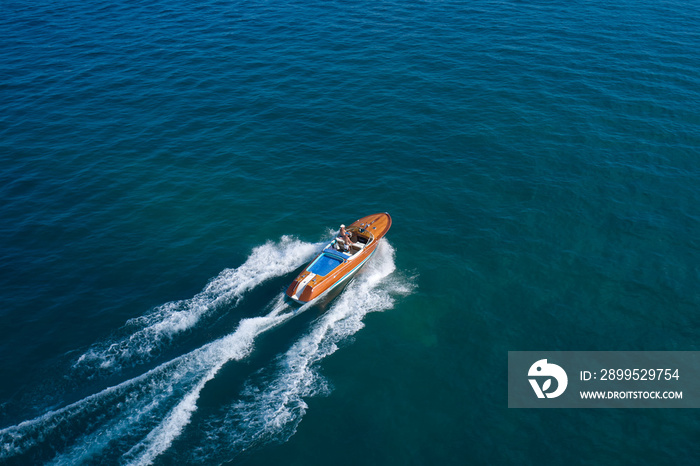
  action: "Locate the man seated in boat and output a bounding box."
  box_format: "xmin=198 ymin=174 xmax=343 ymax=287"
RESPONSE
xmin=335 ymin=224 xmax=353 ymax=252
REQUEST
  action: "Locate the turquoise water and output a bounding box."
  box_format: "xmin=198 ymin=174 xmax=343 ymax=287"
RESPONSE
xmin=2 ymin=0 xmax=699 ymax=464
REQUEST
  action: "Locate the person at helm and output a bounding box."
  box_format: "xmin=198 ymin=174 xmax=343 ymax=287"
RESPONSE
xmin=336 ymin=224 xmax=352 ymax=251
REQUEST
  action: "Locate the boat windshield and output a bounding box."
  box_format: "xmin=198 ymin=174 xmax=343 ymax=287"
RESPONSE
xmin=347 ymin=226 xmax=373 ymax=244
xmin=308 ymin=253 xmax=343 ymax=276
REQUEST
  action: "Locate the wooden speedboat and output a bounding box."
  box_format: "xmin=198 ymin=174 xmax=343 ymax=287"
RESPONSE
xmin=286 ymin=212 xmax=392 ymax=304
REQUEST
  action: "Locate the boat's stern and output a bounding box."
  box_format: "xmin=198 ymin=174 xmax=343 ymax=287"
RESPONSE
xmin=285 ymin=271 xmax=317 ymax=303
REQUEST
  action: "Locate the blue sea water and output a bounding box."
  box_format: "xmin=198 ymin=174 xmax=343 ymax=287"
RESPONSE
xmin=1 ymin=0 xmax=699 ymax=464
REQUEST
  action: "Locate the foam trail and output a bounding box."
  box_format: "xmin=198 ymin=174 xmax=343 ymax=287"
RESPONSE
xmin=189 ymin=241 xmax=415 ymax=463
xmin=0 ymin=295 xmax=303 ymax=465
xmin=73 ymin=236 xmax=321 ymax=375
xmin=120 ymin=298 xmax=310 ymax=466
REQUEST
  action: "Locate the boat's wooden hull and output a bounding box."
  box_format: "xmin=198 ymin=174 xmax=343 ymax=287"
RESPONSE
xmin=286 ymin=212 xmax=392 ymax=304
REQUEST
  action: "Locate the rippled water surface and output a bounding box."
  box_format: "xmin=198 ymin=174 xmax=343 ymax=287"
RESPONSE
xmin=2 ymin=0 xmax=699 ymax=464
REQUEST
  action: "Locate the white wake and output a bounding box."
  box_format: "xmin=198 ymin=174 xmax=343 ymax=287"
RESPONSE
xmin=72 ymin=236 xmax=321 ymax=375
xmin=1 ymin=295 xmax=304 ymax=464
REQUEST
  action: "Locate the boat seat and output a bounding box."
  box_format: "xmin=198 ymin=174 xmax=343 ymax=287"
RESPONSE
xmin=335 ymin=237 xmax=352 ymax=252
xmin=349 ymin=242 xmax=365 ymax=253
